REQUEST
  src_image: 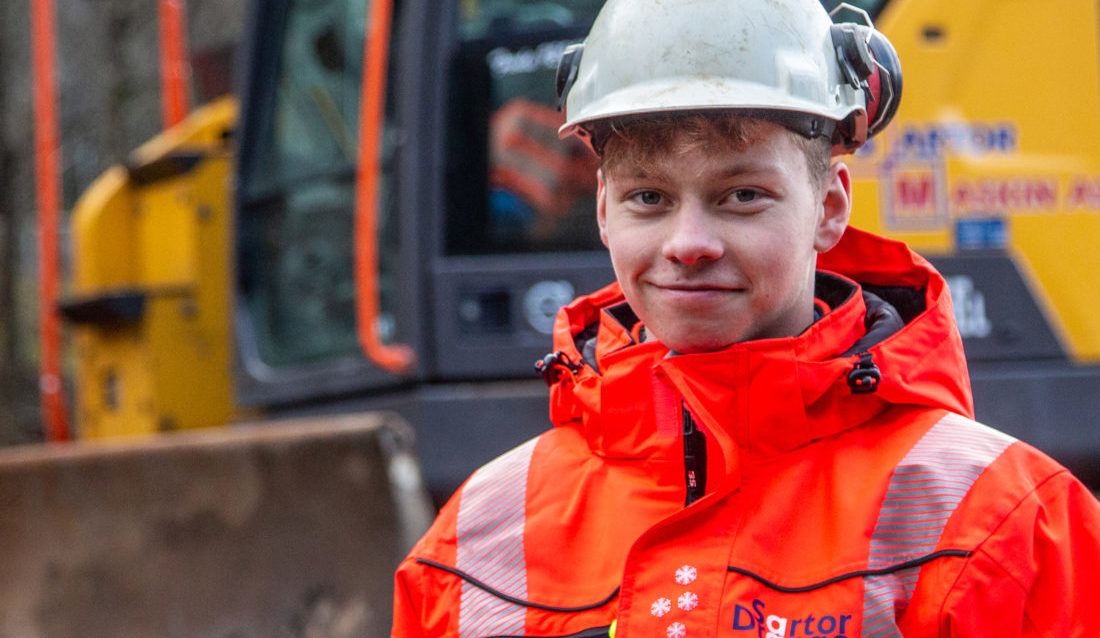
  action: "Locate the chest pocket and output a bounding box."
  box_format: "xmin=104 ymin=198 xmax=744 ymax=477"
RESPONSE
xmin=725 ymin=548 xmax=969 ymax=637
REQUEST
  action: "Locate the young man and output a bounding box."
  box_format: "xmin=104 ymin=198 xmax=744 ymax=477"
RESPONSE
xmin=393 ymin=0 xmax=1100 ymax=636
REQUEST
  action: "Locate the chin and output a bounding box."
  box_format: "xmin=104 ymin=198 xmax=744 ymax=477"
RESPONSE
xmin=650 ymin=323 xmax=742 ymax=354
xmin=664 ymin=337 xmax=737 ymax=354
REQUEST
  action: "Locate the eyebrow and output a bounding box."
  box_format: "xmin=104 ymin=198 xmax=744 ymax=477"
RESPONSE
xmin=711 ymin=162 xmax=786 ymax=180
xmin=611 ymin=159 xmax=786 ymax=182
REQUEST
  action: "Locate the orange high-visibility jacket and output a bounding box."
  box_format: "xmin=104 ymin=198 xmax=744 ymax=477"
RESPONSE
xmin=393 ymin=228 xmax=1100 ymax=638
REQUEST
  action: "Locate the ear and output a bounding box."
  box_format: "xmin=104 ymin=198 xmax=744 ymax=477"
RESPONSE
xmin=596 ymin=169 xmax=610 ymax=248
xmin=814 ymin=161 xmax=852 ymax=253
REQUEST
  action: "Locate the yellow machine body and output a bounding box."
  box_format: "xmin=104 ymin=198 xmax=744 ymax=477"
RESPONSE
xmin=67 ymin=98 xmax=238 ymax=437
xmin=850 ymin=0 xmax=1100 ymax=361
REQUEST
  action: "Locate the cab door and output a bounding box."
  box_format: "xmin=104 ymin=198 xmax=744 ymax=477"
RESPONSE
xmin=235 ymin=0 xmax=616 ymax=407
xmin=234 ymin=0 xmax=422 ymax=405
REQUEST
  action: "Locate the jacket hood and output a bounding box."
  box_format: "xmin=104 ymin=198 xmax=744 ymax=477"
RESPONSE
xmin=541 ymin=227 xmax=974 ymax=484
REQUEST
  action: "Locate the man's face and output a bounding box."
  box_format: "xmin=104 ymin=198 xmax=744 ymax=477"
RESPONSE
xmin=597 ymin=119 xmax=851 ymax=353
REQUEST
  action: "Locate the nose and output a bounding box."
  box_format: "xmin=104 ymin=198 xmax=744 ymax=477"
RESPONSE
xmin=661 ymin=201 xmax=724 ymax=265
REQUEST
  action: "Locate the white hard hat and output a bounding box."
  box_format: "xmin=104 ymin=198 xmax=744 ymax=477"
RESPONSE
xmin=556 ymin=0 xmax=901 ymax=155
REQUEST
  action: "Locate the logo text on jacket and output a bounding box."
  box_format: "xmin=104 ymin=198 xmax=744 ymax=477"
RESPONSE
xmin=732 ymin=599 xmax=853 ymax=638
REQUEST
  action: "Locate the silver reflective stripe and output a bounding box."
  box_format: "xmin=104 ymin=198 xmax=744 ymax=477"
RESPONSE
xmin=456 ymin=438 xmax=538 ymax=638
xmin=862 ymin=413 xmax=1015 ymax=638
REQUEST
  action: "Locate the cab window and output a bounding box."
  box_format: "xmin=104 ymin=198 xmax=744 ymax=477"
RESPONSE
xmin=237 ymin=0 xmax=401 ymax=369
xmin=444 ymin=0 xmax=606 ymax=255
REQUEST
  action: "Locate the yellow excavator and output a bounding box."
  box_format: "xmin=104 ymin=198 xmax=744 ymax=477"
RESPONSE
xmin=66 ymin=0 xmax=1100 ymax=491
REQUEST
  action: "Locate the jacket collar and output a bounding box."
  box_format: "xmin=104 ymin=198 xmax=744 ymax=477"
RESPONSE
xmin=545 ymin=228 xmax=974 ymax=486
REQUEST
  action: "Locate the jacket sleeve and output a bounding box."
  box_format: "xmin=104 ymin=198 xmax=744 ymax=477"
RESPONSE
xmin=943 ymin=470 xmax=1100 ymax=636
xmin=1017 ymin=472 xmax=1100 ymax=635
xmin=391 ymin=493 xmax=464 ymax=638
xmin=392 ymin=557 xmax=427 ymax=638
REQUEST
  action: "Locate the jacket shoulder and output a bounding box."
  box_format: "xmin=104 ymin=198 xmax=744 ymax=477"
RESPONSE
xmin=403 ymin=425 xmax=595 ymax=560
xmin=393 ymin=428 xmax=610 ymax=637
xmin=921 ymin=412 xmax=1071 ymax=543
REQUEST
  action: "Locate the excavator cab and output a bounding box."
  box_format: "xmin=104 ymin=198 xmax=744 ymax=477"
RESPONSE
xmin=235 ymin=0 xmax=607 ymax=400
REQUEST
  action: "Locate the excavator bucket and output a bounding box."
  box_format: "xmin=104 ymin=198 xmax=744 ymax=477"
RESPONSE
xmin=0 ymin=411 xmax=432 ymax=637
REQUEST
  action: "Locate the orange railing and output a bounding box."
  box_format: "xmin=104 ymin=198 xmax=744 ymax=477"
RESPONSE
xmin=158 ymin=0 xmax=192 ymax=128
xmin=30 ymin=0 xmax=70 ymax=441
xmin=353 ymin=0 xmax=416 ymax=374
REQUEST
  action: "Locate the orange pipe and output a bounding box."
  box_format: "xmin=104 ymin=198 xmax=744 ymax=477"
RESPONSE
xmin=353 ymin=0 xmax=415 ymax=374
xmin=158 ymin=0 xmax=191 ymax=128
xmin=30 ymin=0 xmax=71 ymax=441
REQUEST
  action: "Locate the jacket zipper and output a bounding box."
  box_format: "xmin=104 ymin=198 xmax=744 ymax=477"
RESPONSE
xmin=682 ymin=403 xmax=707 ymax=506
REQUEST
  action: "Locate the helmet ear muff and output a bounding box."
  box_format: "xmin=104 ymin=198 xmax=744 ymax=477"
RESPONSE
xmin=864 ymin=28 xmax=902 ymax=137
xmin=830 ymin=23 xmax=902 ymax=144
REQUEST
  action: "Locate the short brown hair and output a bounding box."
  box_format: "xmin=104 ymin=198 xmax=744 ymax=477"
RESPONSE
xmin=598 ymin=112 xmax=832 ymax=191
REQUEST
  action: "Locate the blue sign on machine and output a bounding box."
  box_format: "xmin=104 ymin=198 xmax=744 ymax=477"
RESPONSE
xmin=955 ymin=217 xmax=1007 ymax=251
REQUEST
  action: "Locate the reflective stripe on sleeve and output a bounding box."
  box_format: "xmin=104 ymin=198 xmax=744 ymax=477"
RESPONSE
xmin=861 ymin=412 xmax=1015 ymax=638
xmin=456 ymin=438 xmax=538 ymax=637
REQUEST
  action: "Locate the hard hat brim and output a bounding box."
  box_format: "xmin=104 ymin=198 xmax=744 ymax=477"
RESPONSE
xmin=559 ymin=76 xmax=865 ymax=142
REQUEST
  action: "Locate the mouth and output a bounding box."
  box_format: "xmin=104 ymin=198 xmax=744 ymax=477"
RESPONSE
xmin=665 ymin=285 xmax=730 ymax=291
xmin=655 ymin=282 xmax=744 ymax=293
xmin=649 ymin=283 xmax=746 ymax=307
